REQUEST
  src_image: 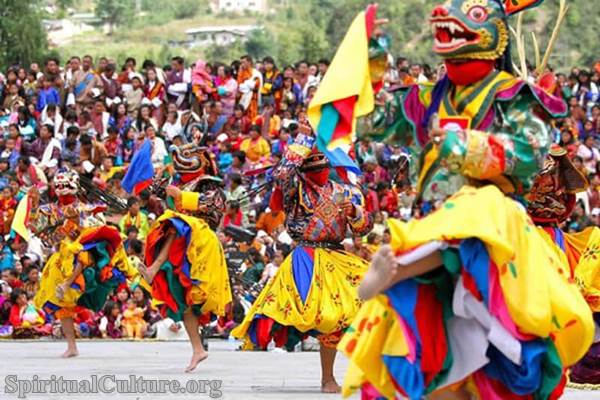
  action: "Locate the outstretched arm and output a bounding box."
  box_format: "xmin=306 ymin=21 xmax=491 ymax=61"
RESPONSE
xmin=359 ymin=245 xmax=442 ymax=300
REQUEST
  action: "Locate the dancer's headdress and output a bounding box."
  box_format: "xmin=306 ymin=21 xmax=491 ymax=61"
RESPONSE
xmin=526 ymin=145 xmax=589 ymax=224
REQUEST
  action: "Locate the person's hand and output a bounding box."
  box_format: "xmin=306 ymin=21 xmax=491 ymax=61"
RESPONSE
xmin=340 ymin=201 xmax=356 ymax=218
xmin=429 ymin=127 xmax=446 ymax=145
xmin=298 ymin=123 xmax=312 ymax=136
xmin=165 ymin=185 xmax=182 ymax=203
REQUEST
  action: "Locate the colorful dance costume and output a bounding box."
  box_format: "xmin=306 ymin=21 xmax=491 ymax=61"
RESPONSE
xmin=144 ymin=144 xmax=231 ymax=323
xmin=526 ymin=147 xmax=600 ymax=388
xmin=232 ymin=135 xmax=372 ymax=350
xmin=337 ymin=1 xmax=595 ymax=399
xmin=34 ymin=170 xmax=136 ymax=319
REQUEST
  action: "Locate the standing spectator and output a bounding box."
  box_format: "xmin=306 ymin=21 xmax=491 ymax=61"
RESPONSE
xmin=36 ymin=76 xmax=60 ymax=112
xmin=237 ymin=55 xmax=262 ymax=121
xmin=261 ymin=57 xmax=282 ymax=111
xmin=577 ymin=135 xmax=600 ymax=174
xmin=240 ymin=125 xmax=270 ymax=163
xmin=100 ymin=63 xmax=121 ymax=103
xmin=69 ymin=56 xmax=103 ymax=110
xmin=144 ymin=68 xmax=166 ymax=126
xmin=125 ymin=75 xmax=144 ymax=117
xmin=215 ymin=65 xmax=238 ymax=117
xmin=166 ymin=56 xmax=190 ymax=110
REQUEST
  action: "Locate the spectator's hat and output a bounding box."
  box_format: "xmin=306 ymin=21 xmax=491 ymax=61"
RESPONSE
xmin=131 ymin=73 xmax=145 ymax=85
xmin=592 ymin=208 xmax=600 ymax=218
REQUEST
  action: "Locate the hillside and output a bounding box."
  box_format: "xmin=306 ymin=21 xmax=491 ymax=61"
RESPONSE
xmin=57 ymin=0 xmax=599 ymax=70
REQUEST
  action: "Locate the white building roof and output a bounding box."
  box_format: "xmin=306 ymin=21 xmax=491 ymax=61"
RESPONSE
xmin=185 ymin=25 xmax=260 ymax=36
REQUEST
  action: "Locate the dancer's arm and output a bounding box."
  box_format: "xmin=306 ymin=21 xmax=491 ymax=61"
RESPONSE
xmin=63 ymin=262 xmax=84 ymax=289
xmin=57 ymin=259 xmax=85 ymax=300
xmin=437 ymin=97 xmax=552 ymax=187
xmin=137 ymin=231 xmax=176 ymax=283
xmin=166 ymin=186 xmax=208 ymax=214
xmin=358 ymin=245 xmax=442 ymax=300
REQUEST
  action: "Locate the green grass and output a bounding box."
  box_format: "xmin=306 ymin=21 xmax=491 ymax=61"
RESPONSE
xmin=58 ymin=13 xmax=259 ymax=66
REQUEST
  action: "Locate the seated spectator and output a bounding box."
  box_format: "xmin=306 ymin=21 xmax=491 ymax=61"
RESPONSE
xmin=256 ymin=208 xmax=285 ymax=236
xmin=577 ymin=135 xmax=600 ymax=174
xmin=79 ymin=134 xmax=108 ymax=167
xmin=259 ymin=250 xmax=284 ymax=286
xmin=122 ymin=298 xmax=146 ymax=339
xmin=98 ymin=300 xmax=123 ymax=339
xmin=119 ymin=197 xmax=150 ymax=240
xmin=223 ymin=201 xmax=244 ymax=228
xmin=9 ymin=288 xmax=50 ymax=338
xmin=240 ymin=125 xmax=270 ymax=163
xmin=23 ymin=266 xmax=40 ymax=299
xmin=162 ymin=111 xmax=182 ymax=142
xmin=36 ymin=76 xmax=60 ymax=112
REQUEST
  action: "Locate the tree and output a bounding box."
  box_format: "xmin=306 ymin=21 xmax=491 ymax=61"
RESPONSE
xmin=95 ymin=0 xmax=136 ymax=35
xmin=244 ymin=29 xmax=273 ymax=61
xmin=0 ymin=0 xmax=48 ymax=70
xmin=170 ymin=0 xmax=205 ymax=20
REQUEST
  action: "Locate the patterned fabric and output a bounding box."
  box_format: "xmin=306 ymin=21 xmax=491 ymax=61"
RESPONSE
xmin=34 ymin=226 xmax=136 ymax=317
xmin=340 ymin=185 xmax=594 ymax=399
xmin=359 ymin=76 xmax=566 ymax=204
xmin=144 ymin=210 xmax=232 ymax=322
xmin=271 ymin=145 xmax=372 ymax=243
xmin=231 ymin=247 xmax=368 ymax=350
xmin=231 ymin=138 xmax=372 ymax=350
xmin=527 ymin=147 xmax=589 ymax=224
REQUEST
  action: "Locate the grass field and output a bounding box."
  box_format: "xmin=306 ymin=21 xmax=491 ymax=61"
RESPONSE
xmin=57 ymin=12 xmax=259 ymax=66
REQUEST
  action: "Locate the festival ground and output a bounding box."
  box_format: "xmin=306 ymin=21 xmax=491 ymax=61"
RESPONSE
xmin=0 ymin=340 xmax=595 ymax=400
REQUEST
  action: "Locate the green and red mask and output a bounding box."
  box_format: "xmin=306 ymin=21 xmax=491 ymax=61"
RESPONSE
xmin=430 ymin=0 xmax=544 ymax=61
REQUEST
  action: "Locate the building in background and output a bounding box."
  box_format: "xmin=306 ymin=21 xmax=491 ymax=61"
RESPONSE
xmin=184 ymin=25 xmax=261 ymax=47
xmin=212 ymin=0 xmax=268 ymax=13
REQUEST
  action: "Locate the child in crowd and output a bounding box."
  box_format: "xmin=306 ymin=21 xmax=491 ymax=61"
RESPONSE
xmin=98 ymin=301 xmax=122 ymax=339
xmin=121 ymin=298 xmax=146 ymax=339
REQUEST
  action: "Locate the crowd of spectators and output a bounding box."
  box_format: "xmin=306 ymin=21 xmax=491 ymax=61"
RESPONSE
xmin=0 ymin=52 xmax=599 ymax=340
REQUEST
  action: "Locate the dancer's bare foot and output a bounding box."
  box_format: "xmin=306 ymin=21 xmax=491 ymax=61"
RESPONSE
xmin=184 ymin=350 xmax=208 ymax=373
xmin=61 ymin=348 xmax=79 ymax=358
xmin=321 ymin=379 xmax=341 ymax=394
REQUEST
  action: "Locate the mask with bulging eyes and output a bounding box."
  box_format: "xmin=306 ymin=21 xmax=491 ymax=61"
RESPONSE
xmin=196 ymin=181 xmax=227 ymax=230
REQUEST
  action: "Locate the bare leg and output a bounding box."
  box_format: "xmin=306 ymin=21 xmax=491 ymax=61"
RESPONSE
xmin=320 ymin=345 xmax=341 ymax=393
xmin=182 ymin=308 xmax=208 ymax=373
xmin=60 ymin=317 xmax=79 ymax=358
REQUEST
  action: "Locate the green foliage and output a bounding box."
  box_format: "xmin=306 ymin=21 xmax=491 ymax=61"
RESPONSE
xmin=244 ymin=29 xmax=273 ymax=61
xmin=65 ymin=0 xmax=600 ymax=71
xmin=170 ymin=0 xmax=204 ymax=20
xmin=94 ymin=0 xmax=136 ymax=33
xmin=0 ymin=0 xmax=48 ymax=69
